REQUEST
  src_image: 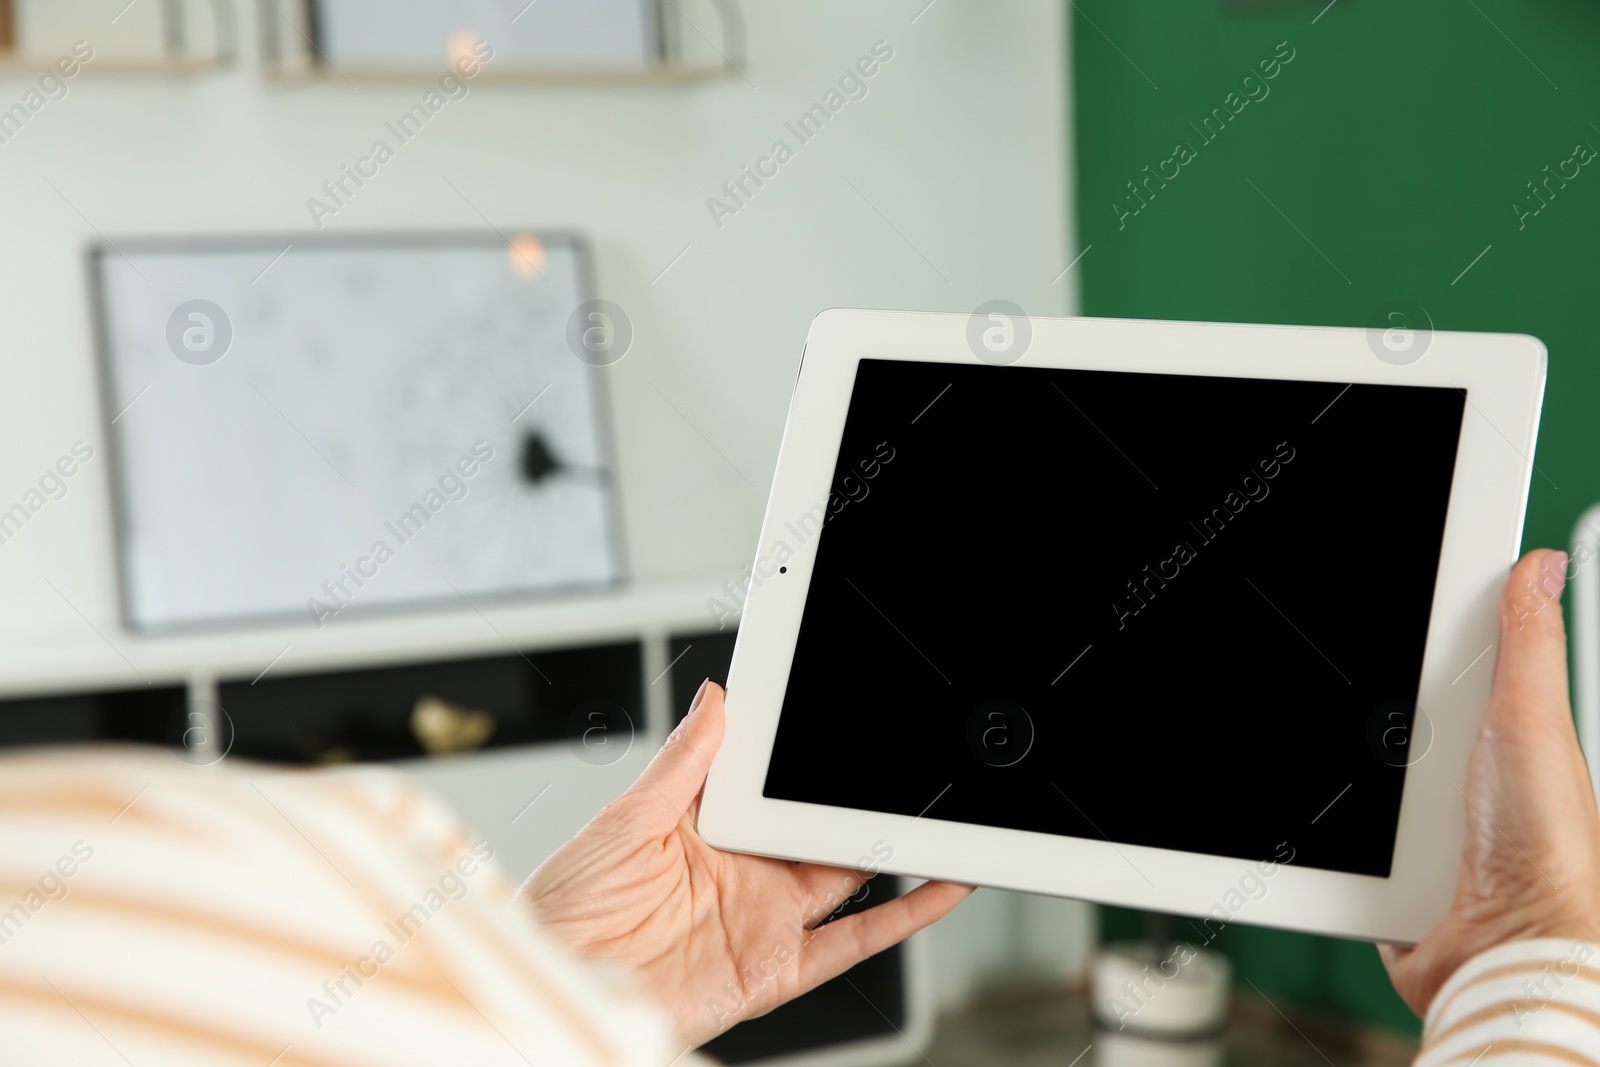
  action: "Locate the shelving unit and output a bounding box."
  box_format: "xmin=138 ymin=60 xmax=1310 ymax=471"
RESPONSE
xmin=0 ymin=573 xmax=727 ymax=710
xmin=0 ymin=583 xmax=933 ymax=1067
xmin=0 ymin=574 xmax=734 ymax=871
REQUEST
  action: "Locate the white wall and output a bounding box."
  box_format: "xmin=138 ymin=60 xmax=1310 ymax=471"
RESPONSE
xmin=0 ymin=0 xmax=1077 ymax=630
xmin=0 ymin=0 xmax=1087 ymax=1003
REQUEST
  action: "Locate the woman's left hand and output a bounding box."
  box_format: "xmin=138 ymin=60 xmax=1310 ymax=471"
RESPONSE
xmin=519 ymin=680 xmax=973 ymax=1048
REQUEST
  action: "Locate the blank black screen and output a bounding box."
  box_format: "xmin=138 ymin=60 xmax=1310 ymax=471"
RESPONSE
xmin=762 ymin=358 xmax=1465 ymax=878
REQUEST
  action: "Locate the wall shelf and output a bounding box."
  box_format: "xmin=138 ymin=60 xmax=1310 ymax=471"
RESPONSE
xmin=0 ymin=55 xmax=229 ymax=74
xmin=259 ymin=59 xmax=735 ymax=86
xmin=0 ymin=575 xmax=731 ymax=701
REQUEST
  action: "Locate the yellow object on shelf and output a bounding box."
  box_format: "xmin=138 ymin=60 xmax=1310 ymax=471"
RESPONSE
xmin=411 ymin=694 xmax=497 ymax=757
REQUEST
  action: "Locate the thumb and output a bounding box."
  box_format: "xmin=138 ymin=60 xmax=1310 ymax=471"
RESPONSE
xmin=1487 ymin=549 xmax=1571 ymax=728
xmin=1381 ymin=549 xmax=1594 ymax=1018
xmin=1469 ymin=547 xmax=1600 ymax=920
xmin=1472 ymin=548 xmax=1585 ymax=860
xmin=625 ymin=680 xmax=725 ymax=827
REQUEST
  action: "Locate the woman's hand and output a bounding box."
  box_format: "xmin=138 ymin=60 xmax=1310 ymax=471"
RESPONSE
xmin=519 ymin=680 xmax=973 ymax=1047
xmin=1381 ymin=549 xmax=1600 ymax=1015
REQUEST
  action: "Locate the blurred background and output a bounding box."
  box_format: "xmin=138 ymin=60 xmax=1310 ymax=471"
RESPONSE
xmin=0 ymin=0 xmax=1593 ymax=1064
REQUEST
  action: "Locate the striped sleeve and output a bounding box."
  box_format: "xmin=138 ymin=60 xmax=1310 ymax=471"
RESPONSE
xmin=0 ymin=747 xmax=712 ymax=1067
xmin=1416 ymin=938 xmax=1600 ymax=1066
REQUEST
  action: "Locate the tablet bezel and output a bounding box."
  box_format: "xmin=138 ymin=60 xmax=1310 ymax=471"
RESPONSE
xmin=699 ymin=309 xmax=1545 ymax=945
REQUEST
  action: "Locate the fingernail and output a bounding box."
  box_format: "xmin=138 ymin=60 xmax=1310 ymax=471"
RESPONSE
xmin=1541 ymin=551 xmax=1569 ymax=600
xmin=688 ymin=677 xmax=711 ymax=713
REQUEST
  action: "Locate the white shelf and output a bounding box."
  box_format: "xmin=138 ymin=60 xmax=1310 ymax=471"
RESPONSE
xmin=260 ymin=58 xmax=735 ymax=86
xmin=0 ymin=54 xmax=230 ymax=74
xmin=0 ymin=575 xmax=733 ymax=699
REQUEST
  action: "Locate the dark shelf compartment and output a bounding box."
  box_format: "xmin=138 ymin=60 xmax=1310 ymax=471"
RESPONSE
xmin=0 ymin=685 xmax=189 ymax=749
xmin=667 ymin=630 xmax=739 ymax=723
xmin=218 ymin=642 xmax=643 ymax=764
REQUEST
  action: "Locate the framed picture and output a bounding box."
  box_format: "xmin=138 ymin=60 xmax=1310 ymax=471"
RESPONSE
xmin=308 ymin=0 xmax=662 ymax=67
xmin=91 ymin=232 xmax=624 ymax=632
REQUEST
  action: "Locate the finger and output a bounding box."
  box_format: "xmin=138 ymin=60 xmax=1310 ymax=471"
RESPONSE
xmin=1489 ymin=549 xmax=1571 ymax=728
xmin=1377 ymin=942 xmax=1409 ymax=970
xmin=1481 ymin=549 xmax=1600 ymax=846
xmin=793 ymin=863 xmax=873 ymax=923
xmin=627 ymin=680 xmax=725 ymax=824
xmin=796 ymin=880 xmax=974 ymax=991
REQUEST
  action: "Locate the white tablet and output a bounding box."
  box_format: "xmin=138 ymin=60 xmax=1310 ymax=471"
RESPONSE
xmin=698 ymin=309 xmax=1545 ymax=945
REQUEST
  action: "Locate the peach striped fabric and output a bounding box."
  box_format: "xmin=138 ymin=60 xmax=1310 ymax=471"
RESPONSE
xmin=1416 ymin=937 xmax=1600 ymax=1066
xmin=0 ymin=747 xmax=705 ymax=1067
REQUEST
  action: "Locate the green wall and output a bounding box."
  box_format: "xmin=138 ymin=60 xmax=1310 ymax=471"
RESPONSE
xmin=1074 ymin=0 xmax=1600 ymax=1035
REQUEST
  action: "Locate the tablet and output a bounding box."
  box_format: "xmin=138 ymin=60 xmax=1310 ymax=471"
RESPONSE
xmin=698 ymin=309 xmax=1545 ymax=945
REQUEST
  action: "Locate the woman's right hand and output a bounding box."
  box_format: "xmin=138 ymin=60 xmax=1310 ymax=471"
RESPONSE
xmin=1381 ymin=548 xmax=1600 ymax=1016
